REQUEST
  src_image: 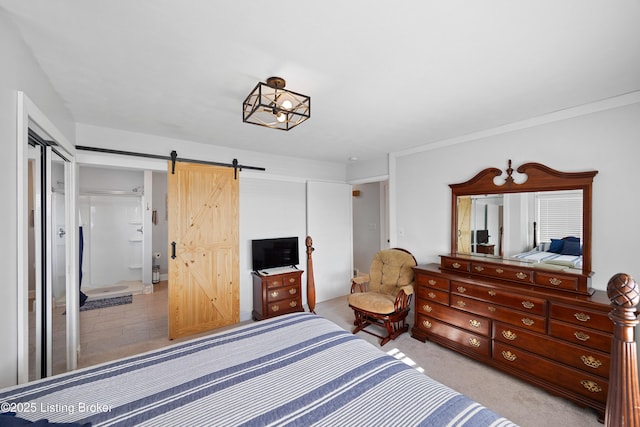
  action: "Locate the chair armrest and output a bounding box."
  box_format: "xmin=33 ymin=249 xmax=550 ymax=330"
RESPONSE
xmin=350 ymin=273 xmax=370 ymax=293
xmin=394 ymin=285 xmax=414 ymax=311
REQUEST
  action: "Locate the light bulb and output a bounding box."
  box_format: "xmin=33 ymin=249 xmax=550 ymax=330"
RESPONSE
xmin=276 ymin=112 xmax=286 ymax=122
xmin=281 ymin=100 xmax=293 ymax=110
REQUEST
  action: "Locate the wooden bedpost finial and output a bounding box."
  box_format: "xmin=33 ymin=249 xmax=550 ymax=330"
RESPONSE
xmin=605 ymin=273 xmax=640 ymax=426
xmin=607 ymin=273 xmax=640 ymax=309
xmin=305 ymin=236 xmax=316 ymax=314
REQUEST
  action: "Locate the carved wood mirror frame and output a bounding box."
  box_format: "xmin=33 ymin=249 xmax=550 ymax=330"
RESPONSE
xmin=450 ymin=160 xmax=598 ymax=276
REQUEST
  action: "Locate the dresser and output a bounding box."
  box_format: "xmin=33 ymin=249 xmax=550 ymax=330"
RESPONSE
xmin=412 ymin=261 xmax=612 ymax=420
xmin=252 ymin=270 xmax=304 ymax=320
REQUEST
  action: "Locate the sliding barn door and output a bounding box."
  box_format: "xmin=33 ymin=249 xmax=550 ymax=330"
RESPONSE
xmin=168 ymin=162 xmax=239 ymax=339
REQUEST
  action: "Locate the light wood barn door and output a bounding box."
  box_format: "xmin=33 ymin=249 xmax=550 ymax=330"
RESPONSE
xmin=168 ymin=162 xmax=239 ymax=339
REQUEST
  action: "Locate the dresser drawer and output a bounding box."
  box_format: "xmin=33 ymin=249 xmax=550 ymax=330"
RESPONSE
xmin=416 ymin=273 xmax=450 ymax=291
xmin=534 ymin=271 xmax=579 ymax=292
xmin=266 ymin=285 xmax=300 ymax=302
xmin=494 ymin=322 xmax=610 ymax=378
xmin=417 ymin=314 xmax=490 ymax=357
xmin=441 ymin=257 xmax=470 ymax=272
xmin=451 ymin=281 xmax=546 ymax=316
xmin=549 ymin=320 xmax=612 ymax=353
xmin=451 ymin=295 xmax=546 ymax=334
xmin=266 ymin=298 xmax=301 ymax=316
xmin=265 ymin=273 xmax=301 ymax=289
xmin=493 ymin=342 xmax=608 ymax=404
xmin=417 ymin=301 xmax=491 ymax=336
xmin=471 ymin=262 xmax=534 ymax=284
xmin=417 ymin=287 xmax=449 ymax=305
xmin=550 ymin=303 xmax=613 ymax=333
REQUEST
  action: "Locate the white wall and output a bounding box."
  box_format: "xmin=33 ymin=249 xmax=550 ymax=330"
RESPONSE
xmin=75 ymin=124 xmax=350 ymax=321
xmin=239 ymin=178 xmax=307 ymax=320
xmin=392 ymin=100 xmax=640 ymax=292
xmin=0 ymin=10 xmax=75 ymax=387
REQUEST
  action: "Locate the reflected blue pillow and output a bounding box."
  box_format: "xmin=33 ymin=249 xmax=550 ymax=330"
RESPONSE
xmin=549 ymin=239 xmax=564 ymax=253
xmin=561 ymin=237 xmax=582 ymax=256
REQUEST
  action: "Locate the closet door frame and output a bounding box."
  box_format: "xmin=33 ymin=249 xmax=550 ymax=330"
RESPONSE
xmin=17 ymin=92 xmax=77 ymax=383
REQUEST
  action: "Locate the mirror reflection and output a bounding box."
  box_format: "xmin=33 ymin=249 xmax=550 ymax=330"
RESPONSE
xmin=457 ymin=190 xmax=583 ymax=271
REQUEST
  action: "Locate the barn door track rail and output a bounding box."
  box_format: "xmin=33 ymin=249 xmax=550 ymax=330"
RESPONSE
xmin=76 ymin=146 xmax=265 ymax=179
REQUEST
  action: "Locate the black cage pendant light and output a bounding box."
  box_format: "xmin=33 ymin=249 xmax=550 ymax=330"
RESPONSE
xmin=242 ymin=77 xmax=311 ymax=130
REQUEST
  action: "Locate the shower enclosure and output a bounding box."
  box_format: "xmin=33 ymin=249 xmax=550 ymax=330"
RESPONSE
xmin=79 ymin=192 xmax=145 ymax=296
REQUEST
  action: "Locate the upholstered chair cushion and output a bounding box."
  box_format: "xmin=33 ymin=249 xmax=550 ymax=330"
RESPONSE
xmin=348 ymin=285 xmax=413 ymax=314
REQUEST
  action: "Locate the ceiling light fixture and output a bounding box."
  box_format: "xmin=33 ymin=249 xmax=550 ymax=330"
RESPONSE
xmin=242 ymin=77 xmax=311 ymax=130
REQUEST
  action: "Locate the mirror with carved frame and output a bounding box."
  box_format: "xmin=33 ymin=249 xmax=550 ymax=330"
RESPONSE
xmin=450 ymin=160 xmax=597 ymax=281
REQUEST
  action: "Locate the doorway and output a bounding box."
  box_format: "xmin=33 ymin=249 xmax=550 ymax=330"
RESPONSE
xmin=18 ymin=92 xmax=77 ymax=384
xmin=352 ymin=180 xmax=389 ymax=275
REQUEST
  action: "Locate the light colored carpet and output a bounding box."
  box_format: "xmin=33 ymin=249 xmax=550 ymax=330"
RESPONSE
xmin=314 ymin=295 xmax=602 ymax=427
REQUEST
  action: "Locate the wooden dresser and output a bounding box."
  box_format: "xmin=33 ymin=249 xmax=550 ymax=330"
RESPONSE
xmin=252 ymin=270 xmax=304 ymax=320
xmin=412 ymin=260 xmax=612 ymax=420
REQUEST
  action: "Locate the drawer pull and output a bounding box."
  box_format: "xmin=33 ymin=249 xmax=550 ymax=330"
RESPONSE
xmin=487 ymin=306 xmax=496 ymax=312
xmin=474 ymin=266 xmax=484 ymax=272
xmin=271 ymin=281 xmax=280 ymax=286
xmin=574 ymin=331 xmax=591 ymax=341
xmin=515 ymin=272 xmax=528 ymax=280
xmin=549 ymin=277 xmax=563 ymax=286
xmin=452 ymin=262 xmax=461 ymax=269
xmin=428 ymin=292 xmax=437 ymax=299
xmin=581 ymin=355 xmax=603 ymax=369
xmin=581 ymin=380 xmax=603 ymax=393
xmin=423 ymin=304 xmax=433 ymax=313
xmin=289 ymin=288 xmax=297 ymax=295
xmin=521 ymin=301 xmax=535 ymax=309
xmin=271 ymin=304 xmax=280 ymax=312
xmin=469 ymin=319 xmax=481 ymax=328
xmin=488 ymin=290 xmax=497 ymax=297
xmin=502 ymin=350 xmax=517 ymax=362
xmin=521 ymin=318 xmax=534 ymax=326
xmin=495 ymin=268 xmax=504 ymax=274
xmin=502 ymin=330 xmax=517 ymax=341
xmin=270 ymin=291 xmax=279 ymax=298
xmin=289 ymin=278 xmax=296 ymax=283
xmin=456 ymin=300 xmax=466 ymax=308
xmin=422 ymin=320 xmax=432 ymax=329
xmin=289 ymin=301 xmax=297 ymax=308
xmin=457 ymin=286 xmax=467 ymax=293
xmin=428 ymin=279 xmax=437 ymax=286
xmin=574 ymin=312 xmax=591 ymax=322
xmin=469 ymin=338 xmax=481 ymax=348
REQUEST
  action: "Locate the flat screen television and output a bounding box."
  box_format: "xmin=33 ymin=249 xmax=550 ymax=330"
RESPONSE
xmin=251 ymin=237 xmax=299 ymax=272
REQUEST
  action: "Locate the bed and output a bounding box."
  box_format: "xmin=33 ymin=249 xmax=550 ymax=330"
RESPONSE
xmin=0 ymin=312 xmax=516 ymax=426
xmin=512 ymin=238 xmax=583 ymax=269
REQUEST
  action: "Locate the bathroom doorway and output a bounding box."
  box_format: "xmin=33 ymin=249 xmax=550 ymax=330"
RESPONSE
xmin=76 ymin=164 xmax=169 ymax=363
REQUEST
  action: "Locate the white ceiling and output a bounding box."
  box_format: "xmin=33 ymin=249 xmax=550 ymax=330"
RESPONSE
xmin=2 ymin=1 xmax=639 ymax=163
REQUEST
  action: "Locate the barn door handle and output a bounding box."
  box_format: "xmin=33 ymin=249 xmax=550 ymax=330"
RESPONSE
xmin=171 ymin=242 xmax=176 ymax=259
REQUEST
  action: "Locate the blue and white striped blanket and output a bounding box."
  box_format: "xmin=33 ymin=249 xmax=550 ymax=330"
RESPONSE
xmin=0 ymin=313 xmax=516 ymax=426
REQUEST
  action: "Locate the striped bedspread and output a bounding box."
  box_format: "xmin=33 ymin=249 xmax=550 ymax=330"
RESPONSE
xmin=0 ymin=313 xmax=516 ymax=426
xmin=512 ymin=250 xmax=582 ymax=268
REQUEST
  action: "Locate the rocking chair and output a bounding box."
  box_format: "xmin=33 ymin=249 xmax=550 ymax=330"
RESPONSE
xmin=348 ymin=248 xmax=416 ymax=346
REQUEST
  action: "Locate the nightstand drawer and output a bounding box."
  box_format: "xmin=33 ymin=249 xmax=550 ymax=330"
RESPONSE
xmin=266 ymin=285 xmax=300 ymax=302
